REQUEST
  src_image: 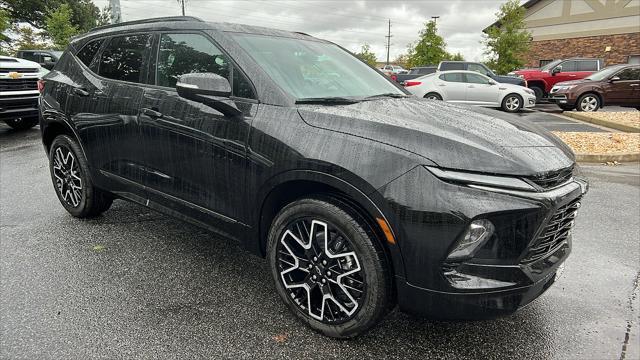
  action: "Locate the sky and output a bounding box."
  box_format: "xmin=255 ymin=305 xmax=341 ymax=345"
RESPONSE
xmin=91 ymin=0 xmax=507 ymax=62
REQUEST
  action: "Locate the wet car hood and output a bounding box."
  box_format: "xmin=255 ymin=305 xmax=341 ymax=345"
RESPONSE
xmin=556 ymin=79 xmax=594 ymax=86
xmin=297 ymin=98 xmax=574 ymax=176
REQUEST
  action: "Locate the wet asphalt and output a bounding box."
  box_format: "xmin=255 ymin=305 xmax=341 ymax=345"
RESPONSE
xmin=1 ymin=121 xmax=638 ymax=359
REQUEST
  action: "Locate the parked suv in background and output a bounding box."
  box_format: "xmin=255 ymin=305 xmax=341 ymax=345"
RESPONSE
xmin=509 ymin=58 xmax=603 ymax=101
xmin=16 ymin=50 xmax=63 ymax=70
xmin=40 ymin=16 xmax=587 ymax=338
xmin=0 ymin=55 xmax=47 ymax=130
xmin=549 ymin=64 xmax=640 ymax=111
xmin=394 ymin=66 xmax=436 ymax=85
xmin=438 ymin=61 xmax=526 ymax=87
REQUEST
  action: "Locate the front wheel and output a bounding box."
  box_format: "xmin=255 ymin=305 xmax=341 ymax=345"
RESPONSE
xmin=530 ymin=86 xmax=544 ymax=102
xmin=576 ymin=93 xmax=600 ymax=112
xmin=49 ymin=135 xmax=113 ymax=218
xmin=267 ymin=197 xmax=393 ymax=338
xmin=502 ymin=94 xmax=523 ymax=113
xmin=4 ymin=116 xmax=38 ymax=130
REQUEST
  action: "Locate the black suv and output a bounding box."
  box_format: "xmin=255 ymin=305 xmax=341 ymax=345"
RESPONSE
xmin=16 ymin=50 xmax=63 ymax=70
xmin=439 ymin=61 xmax=526 ymax=86
xmin=39 ymin=17 xmax=587 ymax=338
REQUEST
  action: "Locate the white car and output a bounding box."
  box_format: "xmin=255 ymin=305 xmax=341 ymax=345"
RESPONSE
xmin=405 ymin=70 xmax=537 ymax=113
xmin=380 ymin=64 xmax=407 ymax=74
xmin=1 ymin=55 xmax=48 ymax=130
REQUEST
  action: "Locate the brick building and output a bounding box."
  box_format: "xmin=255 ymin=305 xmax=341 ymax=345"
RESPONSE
xmin=486 ymin=0 xmax=640 ymax=67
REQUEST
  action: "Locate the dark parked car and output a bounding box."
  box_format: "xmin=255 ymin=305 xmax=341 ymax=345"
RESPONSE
xmin=393 ymin=66 xmax=436 ymax=85
xmin=548 ymin=64 xmax=640 ymax=111
xmin=39 ymin=16 xmax=587 ymax=338
xmin=438 ymin=61 xmax=526 ymax=86
xmin=16 ymin=50 xmax=63 ymax=70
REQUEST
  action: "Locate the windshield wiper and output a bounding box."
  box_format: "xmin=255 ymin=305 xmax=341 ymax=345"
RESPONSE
xmin=363 ymin=93 xmax=409 ymax=100
xmin=295 ymin=97 xmax=361 ymax=104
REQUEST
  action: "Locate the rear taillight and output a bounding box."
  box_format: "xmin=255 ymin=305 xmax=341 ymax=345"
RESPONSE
xmin=391 ymin=74 xmax=397 ymax=81
xmin=404 ymin=81 xmax=422 ymax=87
xmin=37 ymin=79 xmax=45 ymax=93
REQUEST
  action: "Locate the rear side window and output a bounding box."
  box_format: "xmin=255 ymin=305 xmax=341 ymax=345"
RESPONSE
xmin=441 ymin=62 xmax=465 ymax=70
xmin=439 ymin=72 xmax=465 ymax=82
xmin=20 ymin=51 xmax=38 ymax=62
xmin=577 ymin=60 xmax=599 ymax=71
xmin=99 ymin=34 xmax=151 ymax=83
xmin=418 ymin=68 xmax=435 ymax=75
xmin=468 ymin=63 xmax=489 ymax=76
xmin=559 ymin=61 xmax=576 ymax=72
xmin=76 ymin=39 xmax=103 ymax=67
xmin=157 ymin=33 xmax=229 ymax=88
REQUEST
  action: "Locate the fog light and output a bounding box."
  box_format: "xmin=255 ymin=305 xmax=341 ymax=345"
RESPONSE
xmin=446 ymin=219 xmax=495 ymax=261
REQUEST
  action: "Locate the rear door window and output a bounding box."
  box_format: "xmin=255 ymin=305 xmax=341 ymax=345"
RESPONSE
xmin=76 ymin=39 xmax=104 ymax=68
xmin=441 ymin=62 xmax=465 ymax=71
xmin=465 ymin=73 xmax=490 ymax=84
xmin=559 ymin=61 xmax=577 ymax=72
xmin=468 ymin=63 xmax=489 ymax=75
xmin=577 ymin=60 xmax=599 ymax=71
xmin=439 ymin=72 xmax=465 ymax=82
xmin=98 ymin=34 xmax=152 ymax=83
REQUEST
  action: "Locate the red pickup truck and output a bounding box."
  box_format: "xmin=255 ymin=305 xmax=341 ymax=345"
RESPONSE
xmin=508 ymin=58 xmax=603 ymax=101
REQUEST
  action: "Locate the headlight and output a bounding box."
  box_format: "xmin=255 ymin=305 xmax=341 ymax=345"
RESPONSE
xmin=554 ymin=85 xmax=575 ymax=91
xmin=446 ymin=219 xmax=495 ymax=261
xmin=524 ymin=88 xmax=535 ymax=95
xmin=425 ymin=166 xmax=536 ymax=191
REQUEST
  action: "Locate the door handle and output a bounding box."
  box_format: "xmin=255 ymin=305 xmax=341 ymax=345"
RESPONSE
xmin=568 ymin=74 xmax=577 ymax=77
xmin=630 ymin=84 xmax=639 ymax=87
xmin=468 ymin=85 xmax=475 ymax=88
xmin=142 ymin=107 xmax=163 ymax=119
xmin=73 ymin=87 xmax=90 ymax=97
xmin=438 ymin=84 xmax=446 ymax=87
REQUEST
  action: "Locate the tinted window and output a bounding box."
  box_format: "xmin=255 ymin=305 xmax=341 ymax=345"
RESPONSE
xmin=468 ymin=63 xmax=489 ymax=75
xmin=441 ymin=62 xmax=465 ymax=70
xmin=232 ymin=68 xmax=255 ymax=99
xmin=439 ymin=73 xmax=465 ymax=82
xmin=418 ymin=67 xmax=435 ymax=75
xmin=559 ymin=61 xmax=576 ymax=72
xmin=157 ymin=33 xmax=229 ymax=88
xmin=20 ymin=51 xmax=38 ymax=62
xmin=99 ymin=34 xmax=151 ymax=83
xmin=465 ymin=73 xmax=490 ymax=84
xmin=40 ymin=53 xmax=54 ymax=62
xmin=616 ymin=67 xmax=640 ymax=81
xmin=77 ymin=39 xmax=103 ymax=67
xmin=577 ymin=60 xmax=599 ymax=71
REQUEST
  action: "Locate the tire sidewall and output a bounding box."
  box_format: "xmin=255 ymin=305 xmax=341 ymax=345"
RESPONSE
xmin=502 ymin=94 xmax=523 ymax=113
xmin=267 ymin=198 xmax=389 ymax=338
xmin=577 ymin=93 xmax=600 ymax=112
xmin=4 ymin=117 xmax=38 ymax=130
xmin=530 ymin=86 xmax=543 ymax=102
xmin=49 ymin=135 xmax=95 ymax=217
xmin=424 ymin=93 xmax=442 ymax=100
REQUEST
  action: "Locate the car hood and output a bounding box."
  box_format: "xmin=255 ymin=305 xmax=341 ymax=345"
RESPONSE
xmin=0 ymin=55 xmax=41 ymax=69
xmin=555 ymin=79 xmax=594 ymax=86
xmin=297 ymin=98 xmax=574 ymax=176
xmin=492 ymin=74 xmax=523 ymax=83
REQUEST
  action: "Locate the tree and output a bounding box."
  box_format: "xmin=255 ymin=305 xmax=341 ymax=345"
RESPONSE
xmin=97 ymin=6 xmax=113 ymax=27
xmin=406 ymin=20 xmax=449 ymax=68
xmin=0 ymin=9 xmax=11 ymax=55
xmin=482 ymin=0 xmax=531 ymax=74
xmin=3 ymin=0 xmax=101 ymax=32
xmin=446 ymin=52 xmax=464 ymax=61
xmin=13 ymin=26 xmax=47 ymax=51
xmin=393 ymin=53 xmax=409 ymax=69
xmin=355 ymin=44 xmax=378 ymax=67
xmin=45 ymin=4 xmax=79 ymax=50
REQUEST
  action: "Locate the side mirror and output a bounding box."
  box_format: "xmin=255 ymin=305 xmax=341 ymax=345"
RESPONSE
xmin=609 ymin=76 xmax=621 ymax=82
xmin=552 ymin=66 xmax=562 ymax=75
xmin=176 ymin=73 xmax=242 ymax=118
xmin=488 ymin=80 xmax=497 ymax=85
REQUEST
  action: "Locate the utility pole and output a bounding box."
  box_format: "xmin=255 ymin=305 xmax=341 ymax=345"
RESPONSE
xmin=431 ymin=15 xmax=440 ymax=24
xmin=178 ymin=0 xmax=186 ymax=16
xmin=385 ymin=19 xmax=392 ymax=65
xmin=109 ymin=0 xmax=122 ymax=23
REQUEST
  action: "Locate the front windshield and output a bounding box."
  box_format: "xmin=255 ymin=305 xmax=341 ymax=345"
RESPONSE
xmin=540 ymin=59 xmax=562 ymax=71
xmin=584 ymin=65 xmax=627 ymax=81
xmin=51 ymin=51 xmax=63 ymax=58
xmin=232 ymin=34 xmax=404 ymax=100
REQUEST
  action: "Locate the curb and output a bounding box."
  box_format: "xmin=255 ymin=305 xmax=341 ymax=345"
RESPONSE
xmin=564 ymin=112 xmax=640 ymax=133
xmin=576 ymin=152 xmax=640 ymax=163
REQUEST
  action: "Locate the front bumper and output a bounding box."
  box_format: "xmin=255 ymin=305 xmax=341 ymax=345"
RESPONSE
xmin=547 ymin=92 xmax=576 ymax=106
xmin=378 ymin=166 xmax=587 ymax=319
xmin=0 ymin=94 xmax=39 ymax=120
xmin=523 ymin=94 xmax=537 ymax=108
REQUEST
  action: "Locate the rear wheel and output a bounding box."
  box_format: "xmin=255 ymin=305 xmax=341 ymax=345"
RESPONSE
xmin=49 ymin=135 xmax=113 ymax=218
xmin=267 ymin=197 xmax=392 ymax=338
xmin=559 ymin=105 xmax=574 ymax=111
xmin=502 ymin=94 xmax=523 ymax=113
xmin=576 ymin=93 xmax=600 ymax=112
xmin=4 ymin=116 xmax=38 ymax=130
xmin=530 ymin=86 xmax=544 ymax=102
xmin=424 ymin=92 xmax=442 ymax=100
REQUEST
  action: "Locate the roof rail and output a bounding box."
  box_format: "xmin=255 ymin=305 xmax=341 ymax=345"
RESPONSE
xmin=90 ymin=16 xmax=204 ymax=33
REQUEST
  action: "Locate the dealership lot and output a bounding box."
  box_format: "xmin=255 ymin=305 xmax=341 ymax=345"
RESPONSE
xmin=1 ymin=123 xmax=638 ymax=359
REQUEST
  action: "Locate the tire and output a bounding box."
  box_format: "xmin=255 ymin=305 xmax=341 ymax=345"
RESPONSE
xmin=576 ymin=93 xmax=600 ymax=112
xmin=559 ymin=105 xmax=574 ymax=111
xmin=424 ymin=92 xmax=442 ymax=100
xmin=267 ymin=197 xmax=393 ymax=338
xmin=4 ymin=116 xmax=38 ymax=130
xmin=49 ymin=135 xmax=113 ymax=218
xmin=530 ymin=86 xmax=544 ymax=102
xmin=501 ymin=93 xmax=523 ymax=113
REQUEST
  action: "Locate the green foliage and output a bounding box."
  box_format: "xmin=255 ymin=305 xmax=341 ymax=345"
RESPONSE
xmin=393 ymin=53 xmax=409 ymax=69
xmin=13 ymin=26 xmax=47 ymax=51
xmin=3 ymin=0 xmax=101 ymax=32
xmin=447 ymin=52 xmax=464 ymax=61
xmin=355 ymin=44 xmax=378 ymax=67
xmin=0 ymin=9 xmax=11 ymax=55
xmin=482 ymin=0 xmax=531 ymax=74
xmin=97 ymin=6 xmax=113 ymax=27
xmin=45 ymin=4 xmax=80 ymax=50
xmin=406 ymin=20 xmax=449 ymax=68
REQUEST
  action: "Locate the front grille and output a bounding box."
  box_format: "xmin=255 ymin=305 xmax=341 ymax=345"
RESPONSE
xmin=0 ymin=79 xmax=38 ymax=91
xmin=0 ymin=68 xmax=39 ymax=74
xmin=523 ymin=197 xmax=581 ymax=262
xmin=528 ymin=167 xmax=574 ymax=189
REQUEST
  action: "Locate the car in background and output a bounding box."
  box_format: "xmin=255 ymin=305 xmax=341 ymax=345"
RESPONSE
xmin=405 ymin=70 xmax=536 ymax=113
xmin=16 ymin=50 xmax=63 ymax=70
xmin=509 ymin=58 xmax=603 ymax=102
xmin=380 ymin=64 xmax=407 ymax=74
xmin=548 ymin=64 xmax=640 ymax=112
xmin=0 ymin=55 xmax=47 ymax=130
xmin=439 ymin=61 xmax=526 ymax=87
xmin=394 ymin=66 xmax=436 ymax=85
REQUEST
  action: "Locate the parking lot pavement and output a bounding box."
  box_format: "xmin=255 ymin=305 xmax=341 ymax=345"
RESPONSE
xmin=1 ymin=123 xmax=639 ymax=359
